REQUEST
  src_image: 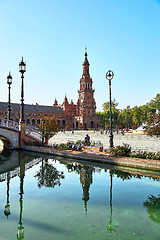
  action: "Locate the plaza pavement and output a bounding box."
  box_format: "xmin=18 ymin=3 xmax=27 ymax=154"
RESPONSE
xmin=21 ymin=130 xmax=160 ymax=172
xmin=49 ymin=130 xmax=160 ymax=153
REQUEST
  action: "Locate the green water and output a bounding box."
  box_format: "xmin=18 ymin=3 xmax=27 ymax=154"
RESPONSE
xmin=0 ymin=150 xmax=160 ymax=240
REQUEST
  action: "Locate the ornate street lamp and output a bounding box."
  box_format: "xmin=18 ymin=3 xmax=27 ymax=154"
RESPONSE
xmin=106 ymin=70 xmax=114 ymax=148
xmin=19 ymin=57 xmax=26 ymax=122
xmin=7 ymin=72 xmax=12 ymax=121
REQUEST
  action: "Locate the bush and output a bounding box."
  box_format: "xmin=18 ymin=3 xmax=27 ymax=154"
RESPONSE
xmin=109 ymin=144 xmax=131 ymax=157
xmin=131 ymin=151 xmax=160 ymax=160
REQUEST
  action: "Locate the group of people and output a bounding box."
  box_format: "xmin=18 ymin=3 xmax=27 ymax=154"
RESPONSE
xmin=98 ymin=128 xmax=129 ymax=135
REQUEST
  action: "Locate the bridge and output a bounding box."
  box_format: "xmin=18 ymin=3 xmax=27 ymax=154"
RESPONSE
xmin=0 ymin=118 xmax=42 ymax=149
xmin=0 ymin=150 xmax=42 ymax=182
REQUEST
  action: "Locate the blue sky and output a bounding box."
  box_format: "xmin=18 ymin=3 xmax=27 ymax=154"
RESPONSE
xmin=0 ymin=0 xmax=160 ymax=111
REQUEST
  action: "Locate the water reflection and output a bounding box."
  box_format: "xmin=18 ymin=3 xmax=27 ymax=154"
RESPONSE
xmin=1 ymin=151 xmax=160 ymax=239
xmin=34 ymin=158 xmax=65 ymax=188
xmin=62 ymin=161 xmax=94 ymax=214
xmin=80 ymin=166 xmax=93 ymax=215
xmin=0 ymin=149 xmax=12 ymax=161
xmin=106 ymin=171 xmax=115 ymax=234
xmin=4 ymin=172 xmax=11 ymax=218
xmin=17 ymin=158 xmax=25 ymax=240
xmin=144 ymin=194 xmax=160 ymax=224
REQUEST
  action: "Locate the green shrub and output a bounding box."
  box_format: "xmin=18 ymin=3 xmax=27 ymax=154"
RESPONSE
xmin=131 ymin=151 xmax=160 ymax=160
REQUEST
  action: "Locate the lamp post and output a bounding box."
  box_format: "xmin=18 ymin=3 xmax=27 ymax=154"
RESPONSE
xmin=19 ymin=57 xmax=26 ymax=122
xmin=7 ymin=72 xmax=12 ymax=121
xmin=40 ymin=118 xmax=44 ymax=144
xmin=106 ymin=70 xmax=114 ymax=148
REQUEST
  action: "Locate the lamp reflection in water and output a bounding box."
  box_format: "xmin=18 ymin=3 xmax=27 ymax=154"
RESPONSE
xmin=17 ymin=158 xmax=25 ymax=240
xmin=107 ymin=171 xmax=115 ymax=233
xmin=4 ymin=172 xmax=11 ymax=218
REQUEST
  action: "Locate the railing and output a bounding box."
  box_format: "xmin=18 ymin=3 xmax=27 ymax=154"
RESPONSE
xmin=0 ymin=118 xmax=42 ymax=141
xmin=0 ymin=118 xmax=19 ymax=130
xmin=25 ymin=125 xmax=42 ymax=141
xmin=90 ymin=140 xmax=103 ymax=147
xmin=81 ymin=140 xmax=103 ymax=147
xmin=0 ymin=157 xmax=42 ymax=182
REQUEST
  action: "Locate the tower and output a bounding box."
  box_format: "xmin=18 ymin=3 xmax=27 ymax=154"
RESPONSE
xmin=77 ymin=49 xmax=97 ymax=129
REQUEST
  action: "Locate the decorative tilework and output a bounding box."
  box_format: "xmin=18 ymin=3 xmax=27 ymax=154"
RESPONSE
xmin=0 ymin=128 xmax=19 ymax=147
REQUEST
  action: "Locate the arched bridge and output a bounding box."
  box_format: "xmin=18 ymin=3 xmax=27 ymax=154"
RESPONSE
xmin=0 ymin=118 xmax=41 ymax=149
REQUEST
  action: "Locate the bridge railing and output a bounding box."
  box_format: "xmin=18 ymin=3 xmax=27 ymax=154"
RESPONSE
xmin=0 ymin=118 xmax=19 ymax=130
xmin=0 ymin=118 xmax=42 ymax=141
xmin=0 ymin=157 xmax=42 ymax=182
xmin=25 ymin=125 xmax=42 ymax=141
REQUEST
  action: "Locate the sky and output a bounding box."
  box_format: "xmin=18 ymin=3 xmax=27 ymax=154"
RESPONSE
xmin=0 ymin=0 xmax=160 ymax=112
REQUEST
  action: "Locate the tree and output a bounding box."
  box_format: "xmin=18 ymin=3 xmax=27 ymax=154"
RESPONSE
xmin=100 ymin=93 xmax=160 ymax=130
xmin=120 ymin=106 xmax=132 ymax=129
xmin=144 ymin=112 xmax=160 ymax=137
xmin=102 ymin=99 xmax=120 ymax=129
xmin=37 ymin=116 xmax=61 ymax=144
xmin=102 ymin=98 xmax=119 ymax=112
xmin=131 ymin=106 xmax=142 ymax=128
xmin=35 ymin=158 xmax=65 ymax=188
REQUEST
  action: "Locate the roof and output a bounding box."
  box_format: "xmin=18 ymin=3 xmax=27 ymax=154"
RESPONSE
xmin=83 ymin=52 xmax=90 ymax=66
xmin=0 ymin=102 xmax=64 ymax=113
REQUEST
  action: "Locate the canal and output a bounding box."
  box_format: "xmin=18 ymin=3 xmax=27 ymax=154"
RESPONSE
xmin=0 ymin=149 xmax=160 ymax=240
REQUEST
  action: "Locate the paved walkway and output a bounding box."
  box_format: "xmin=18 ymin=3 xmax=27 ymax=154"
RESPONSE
xmin=22 ymin=145 xmax=160 ymax=172
xmin=49 ymin=130 xmax=160 ymax=152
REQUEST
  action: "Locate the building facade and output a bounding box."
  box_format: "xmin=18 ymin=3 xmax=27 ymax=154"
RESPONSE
xmin=0 ymin=51 xmax=100 ymax=129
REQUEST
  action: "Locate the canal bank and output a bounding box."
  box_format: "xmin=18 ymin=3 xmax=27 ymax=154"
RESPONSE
xmin=21 ymin=145 xmax=160 ymax=171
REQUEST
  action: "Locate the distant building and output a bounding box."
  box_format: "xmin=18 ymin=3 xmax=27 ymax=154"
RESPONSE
xmin=0 ymin=50 xmax=100 ymax=129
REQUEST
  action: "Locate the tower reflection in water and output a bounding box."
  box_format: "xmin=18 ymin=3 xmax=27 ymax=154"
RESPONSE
xmin=17 ymin=158 xmax=25 ymax=240
xmin=80 ymin=165 xmax=93 ymax=216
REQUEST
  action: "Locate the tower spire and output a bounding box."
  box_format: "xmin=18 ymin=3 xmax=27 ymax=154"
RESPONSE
xmin=85 ymin=45 xmax=87 ymax=55
xmin=83 ymin=47 xmax=89 ymax=68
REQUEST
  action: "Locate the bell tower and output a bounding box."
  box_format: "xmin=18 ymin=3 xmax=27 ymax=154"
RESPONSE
xmin=77 ymin=49 xmax=96 ymax=118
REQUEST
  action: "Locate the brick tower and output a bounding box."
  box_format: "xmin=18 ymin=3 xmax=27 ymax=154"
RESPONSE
xmin=76 ymin=49 xmax=98 ymax=129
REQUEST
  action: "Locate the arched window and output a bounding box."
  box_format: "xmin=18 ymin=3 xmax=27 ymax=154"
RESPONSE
xmin=32 ymin=119 xmax=36 ymax=126
xmin=26 ymin=119 xmax=30 ymax=126
xmin=62 ymin=120 xmax=65 ymax=126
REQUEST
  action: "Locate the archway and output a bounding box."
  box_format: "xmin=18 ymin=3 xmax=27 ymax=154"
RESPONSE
xmin=0 ymin=136 xmax=13 ymax=150
xmin=32 ymin=119 xmax=36 ymax=126
xmin=76 ymin=122 xmax=79 ymax=129
xmin=26 ymin=119 xmax=30 ymax=126
xmin=0 ymin=127 xmax=19 ymax=149
xmin=91 ymin=121 xmax=94 ymax=129
xmin=62 ymin=120 xmax=65 ymax=126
